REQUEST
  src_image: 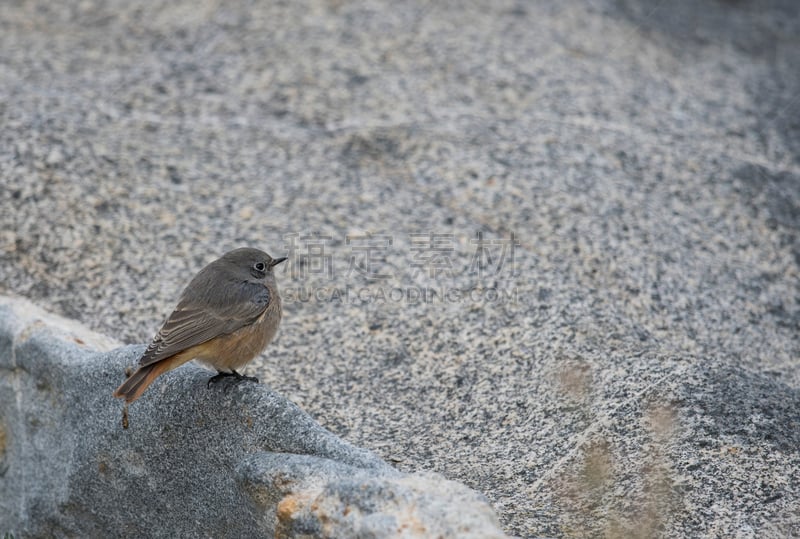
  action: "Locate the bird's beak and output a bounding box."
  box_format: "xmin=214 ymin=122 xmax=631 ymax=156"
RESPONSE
xmin=271 ymin=257 xmax=288 ymax=267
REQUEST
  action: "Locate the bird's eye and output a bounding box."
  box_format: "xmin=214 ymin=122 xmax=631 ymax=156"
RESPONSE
xmin=254 ymin=262 xmax=266 ymax=272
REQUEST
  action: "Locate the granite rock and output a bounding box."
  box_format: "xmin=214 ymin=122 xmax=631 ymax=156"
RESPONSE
xmin=0 ymin=296 xmax=507 ymax=538
xmin=1 ymin=1 xmax=799 ymax=537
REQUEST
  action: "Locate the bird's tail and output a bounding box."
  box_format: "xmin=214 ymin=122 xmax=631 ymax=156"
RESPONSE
xmin=113 ymin=354 xmax=188 ymax=404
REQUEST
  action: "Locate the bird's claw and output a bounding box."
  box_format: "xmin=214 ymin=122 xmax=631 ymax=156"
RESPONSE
xmin=207 ymin=370 xmax=259 ymax=390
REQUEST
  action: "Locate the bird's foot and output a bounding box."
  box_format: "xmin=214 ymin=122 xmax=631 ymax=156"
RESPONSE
xmin=231 ymin=369 xmax=259 ymax=383
xmin=207 ymin=371 xmax=235 ymax=388
xmin=207 ymin=370 xmax=259 ymax=390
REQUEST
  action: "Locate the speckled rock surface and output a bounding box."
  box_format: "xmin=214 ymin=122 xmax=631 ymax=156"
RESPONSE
xmin=1 ymin=1 xmax=799 ymax=537
xmin=0 ymin=296 xmax=507 ymax=538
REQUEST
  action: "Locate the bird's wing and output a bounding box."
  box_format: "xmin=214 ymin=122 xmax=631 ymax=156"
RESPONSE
xmin=139 ymin=282 xmax=270 ymax=367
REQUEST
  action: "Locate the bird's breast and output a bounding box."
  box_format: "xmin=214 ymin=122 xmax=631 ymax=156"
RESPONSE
xmin=195 ymin=293 xmax=282 ymax=371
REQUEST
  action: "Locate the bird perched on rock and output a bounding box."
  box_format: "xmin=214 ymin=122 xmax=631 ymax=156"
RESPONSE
xmin=113 ymin=247 xmax=287 ymax=403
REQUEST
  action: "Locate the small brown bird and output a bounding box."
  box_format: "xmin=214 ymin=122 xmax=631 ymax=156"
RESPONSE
xmin=113 ymin=247 xmax=286 ymax=403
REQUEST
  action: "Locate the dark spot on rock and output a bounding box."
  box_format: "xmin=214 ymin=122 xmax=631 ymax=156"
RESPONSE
xmin=167 ymin=165 xmax=181 ymax=184
xmin=537 ymin=288 xmax=551 ymax=301
xmin=347 ymin=72 xmax=369 ymax=87
xmin=507 ymin=5 xmax=527 ymax=17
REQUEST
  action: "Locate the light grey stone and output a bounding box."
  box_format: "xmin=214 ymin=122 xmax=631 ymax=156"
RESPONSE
xmin=0 ymin=296 xmax=507 ymax=538
xmin=1 ymin=1 xmax=799 ymax=537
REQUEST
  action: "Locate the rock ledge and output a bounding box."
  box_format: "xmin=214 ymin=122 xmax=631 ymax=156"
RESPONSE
xmin=0 ymin=295 xmax=507 ymax=538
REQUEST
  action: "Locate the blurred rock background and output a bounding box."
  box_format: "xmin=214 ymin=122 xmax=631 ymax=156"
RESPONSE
xmin=1 ymin=1 xmax=798 ymax=537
